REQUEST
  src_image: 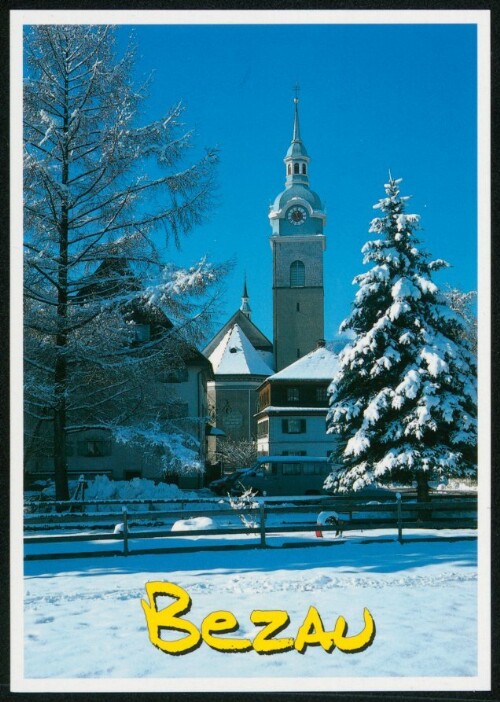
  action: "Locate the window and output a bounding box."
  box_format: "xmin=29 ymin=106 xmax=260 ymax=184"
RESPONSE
xmin=287 ymin=387 xmax=299 ymax=402
xmin=297 ymin=348 xmax=301 ymax=359
xmin=282 ymin=450 xmax=306 ymax=456
xmin=290 ymin=260 xmax=305 ymax=287
xmin=77 ymin=440 xmax=112 ymax=457
xmin=257 ymin=419 xmax=269 ymax=438
xmin=282 ymin=463 xmax=301 ymax=475
xmin=296 ymin=302 xmax=300 ymax=312
xmin=302 ymin=163 xmax=307 ymax=175
xmin=316 ymin=387 xmax=328 ymax=402
xmin=303 ymin=462 xmax=324 ymax=475
xmin=282 ymin=418 xmax=306 ymax=434
xmin=287 ymin=164 xmax=292 ymax=175
xmin=258 ymin=386 xmax=271 ymax=411
xmin=294 ymin=163 xmax=300 ymax=174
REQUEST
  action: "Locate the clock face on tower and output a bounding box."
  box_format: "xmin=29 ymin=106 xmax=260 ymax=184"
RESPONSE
xmin=287 ymin=205 xmax=308 ymax=226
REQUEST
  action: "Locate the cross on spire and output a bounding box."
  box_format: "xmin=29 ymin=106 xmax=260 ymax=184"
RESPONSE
xmin=293 ymin=83 xmax=300 ymax=103
xmin=291 ymin=84 xmax=302 ymax=142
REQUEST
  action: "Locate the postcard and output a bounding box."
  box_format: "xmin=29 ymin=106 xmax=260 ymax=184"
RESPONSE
xmin=11 ymin=8 xmax=491 ymax=694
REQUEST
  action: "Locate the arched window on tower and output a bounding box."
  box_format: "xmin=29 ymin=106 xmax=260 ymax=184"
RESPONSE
xmin=287 ymin=164 xmax=292 ymax=175
xmin=290 ymin=260 xmax=305 ymax=287
xmin=302 ymin=163 xmax=307 ymax=175
xmin=294 ymin=163 xmax=300 ymax=174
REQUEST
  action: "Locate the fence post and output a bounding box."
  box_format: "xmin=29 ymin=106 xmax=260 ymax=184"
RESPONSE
xmin=81 ymin=476 xmax=87 ymax=513
xmin=396 ymin=493 xmax=403 ymax=544
xmin=122 ymin=507 xmax=129 ymax=556
xmin=259 ymin=501 xmax=266 ymax=548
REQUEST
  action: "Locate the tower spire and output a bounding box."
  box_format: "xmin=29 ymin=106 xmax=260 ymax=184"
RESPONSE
xmin=240 ymin=275 xmax=251 ymax=318
xmin=284 ymin=87 xmax=309 ymax=188
xmin=270 ymin=92 xmax=327 ymax=371
xmin=292 ymin=83 xmax=301 ymax=142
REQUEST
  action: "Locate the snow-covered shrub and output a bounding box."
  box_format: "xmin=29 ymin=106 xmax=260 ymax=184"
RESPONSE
xmin=228 ymin=488 xmax=260 ymax=528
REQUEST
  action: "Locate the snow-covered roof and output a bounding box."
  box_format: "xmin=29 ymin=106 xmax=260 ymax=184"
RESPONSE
xmin=208 ymin=324 xmax=274 ymax=377
xmin=269 ymin=345 xmax=340 ymax=381
xmin=203 ymin=309 xmax=273 ymax=358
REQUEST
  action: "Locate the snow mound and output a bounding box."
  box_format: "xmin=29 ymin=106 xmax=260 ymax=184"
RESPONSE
xmin=171 ymin=517 xmax=216 ymax=532
xmin=83 ymin=475 xmax=197 ymax=502
xmin=40 ymin=475 xmax=202 ymax=510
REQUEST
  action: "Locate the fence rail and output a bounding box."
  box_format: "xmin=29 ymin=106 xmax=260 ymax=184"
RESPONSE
xmin=24 ymin=492 xmax=478 ymax=560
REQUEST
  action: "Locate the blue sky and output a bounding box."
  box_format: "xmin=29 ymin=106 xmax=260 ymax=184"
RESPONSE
xmin=117 ymin=21 xmax=477 ymax=343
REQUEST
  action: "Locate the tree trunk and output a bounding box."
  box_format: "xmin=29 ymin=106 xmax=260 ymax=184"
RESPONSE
xmin=53 ymin=385 xmax=69 ymax=502
xmin=53 ymin=62 xmax=70 ymax=503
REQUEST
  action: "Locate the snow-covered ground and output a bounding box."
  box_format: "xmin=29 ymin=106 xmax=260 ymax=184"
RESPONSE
xmin=20 ymin=529 xmax=480 ymax=691
xmin=17 ymin=476 xmax=486 ymax=692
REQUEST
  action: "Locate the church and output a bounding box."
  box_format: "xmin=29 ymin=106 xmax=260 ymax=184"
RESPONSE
xmin=204 ymin=95 xmax=338 ymax=466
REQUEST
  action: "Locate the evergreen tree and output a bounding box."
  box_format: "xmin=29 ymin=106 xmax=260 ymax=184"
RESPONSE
xmin=326 ymin=177 xmax=477 ymax=501
xmin=23 ymin=25 xmax=224 ymax=500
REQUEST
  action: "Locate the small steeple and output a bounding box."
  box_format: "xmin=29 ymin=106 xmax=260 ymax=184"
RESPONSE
xmin=292 ymin=85 xmax=301 ymax=142
xmin=284 ymin=87 xmax=310 ymax=188
xmin=240 ymin=276 xmax=251 ymax=318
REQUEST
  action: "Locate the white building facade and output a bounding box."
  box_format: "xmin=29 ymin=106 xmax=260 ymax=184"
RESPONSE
xmin=256 ymin=341 xmax=340 ymax=459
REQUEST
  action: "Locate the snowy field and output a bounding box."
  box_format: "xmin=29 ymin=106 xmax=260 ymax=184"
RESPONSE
xmin=21 ymin=529 xmax=480 ymax=691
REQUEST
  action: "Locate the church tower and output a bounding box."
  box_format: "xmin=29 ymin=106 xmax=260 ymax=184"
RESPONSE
xmin=269 ymin=96 xmax=327 ymax=371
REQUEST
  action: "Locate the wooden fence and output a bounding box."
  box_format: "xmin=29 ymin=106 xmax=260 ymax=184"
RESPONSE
xmin=23 ymin=492 xmax=478 ymax=561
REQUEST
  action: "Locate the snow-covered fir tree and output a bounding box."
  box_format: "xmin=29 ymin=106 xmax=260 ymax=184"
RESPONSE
xmin=23 ymin=25 xmax=225 ymax=499
xmin=325 ymin=177 xmax=477 ymax=502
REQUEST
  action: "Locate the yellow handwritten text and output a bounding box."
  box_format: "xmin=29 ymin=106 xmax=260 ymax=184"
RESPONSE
xmin=141 ymin=581 xmax=376 ymax=656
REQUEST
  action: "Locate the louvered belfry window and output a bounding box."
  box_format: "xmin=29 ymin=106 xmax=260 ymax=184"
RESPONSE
xmin=290 ymin=260 xmax=305 ymax=287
